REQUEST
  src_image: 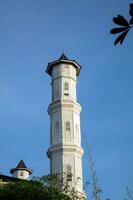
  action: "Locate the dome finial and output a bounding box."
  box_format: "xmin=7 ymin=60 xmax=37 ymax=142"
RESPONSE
xmin=59 ymin=53 xmax=68 ymax=60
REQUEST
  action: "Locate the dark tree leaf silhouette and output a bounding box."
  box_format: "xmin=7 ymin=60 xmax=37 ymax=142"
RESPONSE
xmin=111 ymin=27 xmax=128 ymax=34
xmin=114 ymin=30 xmax=129 ymax=45
xmin=110 ymin=3 xmax=133 ymax=45
xmin=129 ymin=4 xmax=133 ymax=17
xmin=113 ymin=15 xmax=129 ymax=27
xmin=129 ymin=4 xmax=133 ymax=25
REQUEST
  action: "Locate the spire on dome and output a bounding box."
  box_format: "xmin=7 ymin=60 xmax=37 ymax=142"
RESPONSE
xmin=58 ymin=53 xmax=68 ymax=60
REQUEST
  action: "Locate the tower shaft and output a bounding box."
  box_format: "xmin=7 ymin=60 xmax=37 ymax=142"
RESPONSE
xmin=46 ymin=55 xmax=85 ymax=196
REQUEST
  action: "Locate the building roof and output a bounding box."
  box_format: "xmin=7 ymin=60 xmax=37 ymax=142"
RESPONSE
xmin=0 ymin=174 xmax=19 ymax=182
xmin=16 ymin=160 xmax=27 ymax=169
xmin=46 ymin=53 xmax=81 ymax=76
xmin=10 ymin=160 xmax=32 ymax=175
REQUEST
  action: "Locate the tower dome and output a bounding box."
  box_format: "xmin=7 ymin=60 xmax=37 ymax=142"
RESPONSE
xmin=10 ymin=160 xmax=32 ymax=180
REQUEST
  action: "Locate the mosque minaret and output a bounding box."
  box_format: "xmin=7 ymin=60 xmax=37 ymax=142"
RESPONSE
xmin=46 ymin=54 xmax=86 ymax=198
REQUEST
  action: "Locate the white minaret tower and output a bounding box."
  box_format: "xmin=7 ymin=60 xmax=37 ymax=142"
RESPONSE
xmin=46 ymin=54 xmax=86 ymax=198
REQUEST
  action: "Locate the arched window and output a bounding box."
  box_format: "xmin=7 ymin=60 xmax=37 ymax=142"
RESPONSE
xmin=66 ymin=121 xmax=70 ymax=131
xmin=67 ymin=164 xmax=72 ymax=181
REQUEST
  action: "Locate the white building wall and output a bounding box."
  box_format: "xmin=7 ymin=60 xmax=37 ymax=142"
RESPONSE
xmin=73 ymin=112 xmax=81 ymax=146
xmin=13 ymin=170 xmax=29 ymax=180
xmin=48 ymin=61 xmax=84 ymax=195
xmin=51 ymin=152 xmax=62 ymax=174
xmin=62 ymin=109 xmax=73 ymax=143
xmin=50 ymin=109 xmax=62 ymax=145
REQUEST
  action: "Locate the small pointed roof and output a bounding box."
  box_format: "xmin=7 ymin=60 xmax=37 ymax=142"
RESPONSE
xmin=16 ymin=160 xmax=27 ymax=169
xmin=58 ymin=53 xmax=68 ymax=60
xmin=46 ymin=53 xmax=81 ymax=76
xmin=10 ymin=160 xmax=32 ymax=175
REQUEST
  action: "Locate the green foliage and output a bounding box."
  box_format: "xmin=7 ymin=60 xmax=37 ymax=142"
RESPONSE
xmin=0 ymin=175 xmax=71 ymax=200
xmin=110 ymin=4 xmax=133 ymax=45
xmin=37 ymin=174 xmax=85 ymax=200
xmin=0 ymin=173 xmax=86 ymax=200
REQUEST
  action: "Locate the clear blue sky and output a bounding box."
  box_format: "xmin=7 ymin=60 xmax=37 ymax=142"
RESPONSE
xmin=0 ymin=0 xmax=133 ymax=199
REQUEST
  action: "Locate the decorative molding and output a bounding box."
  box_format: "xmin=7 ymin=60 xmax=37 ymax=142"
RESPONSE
xmin=48 ymin=100 xmax=82 ymax=114
xmin=47 ymin=144 xmax=84 ymax=158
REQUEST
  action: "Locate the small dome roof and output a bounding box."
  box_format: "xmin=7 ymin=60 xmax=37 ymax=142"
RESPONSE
xmin=46 ymin=53 xmax=81 ymax=76
xmin=10 ymin=160 xmax=32 ymax=175
xmin=16 ymin=160 xmax=27 ymax=169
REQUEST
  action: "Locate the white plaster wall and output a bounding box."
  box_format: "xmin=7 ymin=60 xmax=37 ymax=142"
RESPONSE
xmin=62 ymin=153 xmax=83 ymax=192
xmin=52 ymin=63 xmax=76 ymax=80
xmin=13 ymin=170 xmax=29 ymax=180
xmin=52 ymin=79 xmax=62 ymax=101
xmin=49 ymin=61 xmax=84 ymax=194
xmin=52 ymin=64 xmax=60 ymax=78
xmin=61 ymin=77 xmax=76 ymax=101
xmin=51 ymin=152 xmax=62 ymax=174
xmin=50 ymin=106 xmax=81 ymax=146
xmin=73 ymin=112 xmax=81 ymax=146
xmin=62 ymin=109 xmax=73 ymax=143
xmin=52 ymin=63 xmax=77 ymax=101
xmin=70 ymin=65 xmax=76 ymax=80
xmin=75 ymin=155 xmax=83 ymax=191
xmin=70 ymin=79 xmax=77 ymax=100
xmin=51 ymin=110 xmax=62 ymax=145
xmin=63 ymin=154 xmax=74 ymax=181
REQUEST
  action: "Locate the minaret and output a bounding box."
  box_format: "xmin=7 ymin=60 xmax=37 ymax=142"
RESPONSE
xmin=46 ymin=54 xmax=85 ymax=197
xmin=10 ymin=160 xmax=32 ymax=180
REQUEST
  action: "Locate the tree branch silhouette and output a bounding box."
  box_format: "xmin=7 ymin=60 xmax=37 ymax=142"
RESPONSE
xmin=110 ymin=4 xmax=133 ymax=45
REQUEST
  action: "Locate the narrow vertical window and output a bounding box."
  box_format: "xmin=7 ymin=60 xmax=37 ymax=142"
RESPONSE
xmin=64 ymin=82 xmax=69 ymax=90
xmin=65 ymin=121 xmax=71 ymax=141
xmin=67 ymin=164 xmax=72 ymax=181
xmin=20 ymin=171 xmax=23 ymax=176
xmin=66 ymin=121 xmax=70 ymax=131
xmin=64 ymin=82 xmax=69 ymax=95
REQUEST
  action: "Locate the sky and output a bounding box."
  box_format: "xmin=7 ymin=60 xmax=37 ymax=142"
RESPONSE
xmin=0 ymin=0 xmax=133 ymax=199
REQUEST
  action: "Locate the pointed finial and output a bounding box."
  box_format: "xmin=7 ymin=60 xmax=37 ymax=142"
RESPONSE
xmin=59 ymin=53 xmax=68 ymax=60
